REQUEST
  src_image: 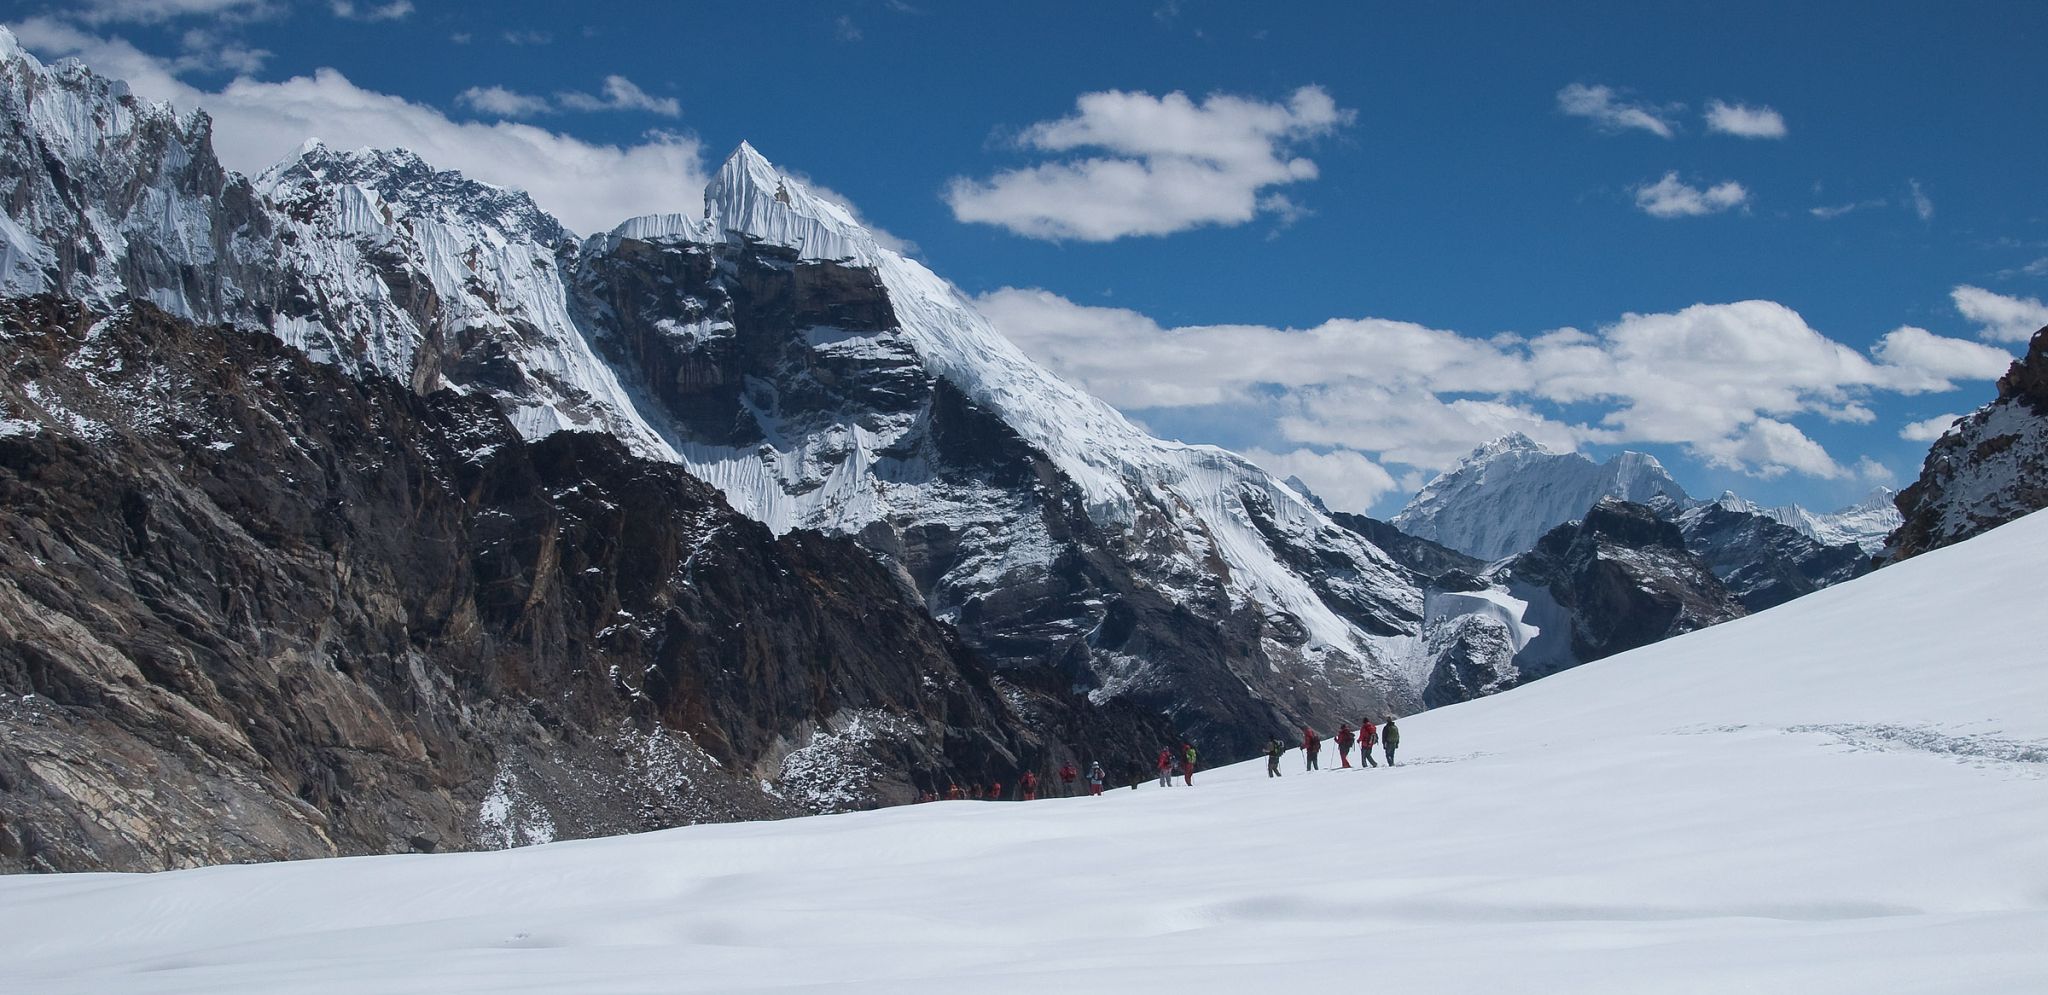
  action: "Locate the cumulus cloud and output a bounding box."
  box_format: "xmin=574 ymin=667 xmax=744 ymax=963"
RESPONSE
xmin=1899 ymin=414 xmax=1964 ymax=443
xmin=1693 ymin=418 xmax=1842 ymax=479
xmin=1242 ymin=447 xmax=1400 ymax=512
xmin=14 ymin=23 xmax=708 ymax=235
xmin=1871 ymin=326 xmax=2015 ymax=390
xmin=1633 ymin=171 xmax=1750 ymax=218
xmin=1952 ymin=285 xmax=2048 ymax=343
xmin=978 ymin=288 xmax=2008 ymax=483
xmin=1703 ymin=100 xmax=1787 ymax=138
xmin=944 ymin=86 xmax=1352 ymax=240
xmin=1556 ymin=83 xmax=1679 ymax=138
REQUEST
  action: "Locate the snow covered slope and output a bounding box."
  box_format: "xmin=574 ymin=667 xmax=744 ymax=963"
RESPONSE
xmin=6 ymin=510 xmax=2043 ymax=994
xmin=1393 ymin=432 xmax=1690 ymax=560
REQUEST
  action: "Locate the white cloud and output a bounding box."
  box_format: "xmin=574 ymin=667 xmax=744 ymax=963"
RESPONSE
xmin=454 ymin=76 xmax=680 ymax=120
xmin=1242 ymin=447 xmax=1399 ymax=513
xmin=1278 ymin=386 xmax=1585 ymax=471
xmin=944 ymin=86 xmax=1352 ymax=240
xmin=1952 ymin=285 xmax=2048 ymax=343
xmin=1909 ymin=179 xmax=1934 ymax=221
xmin=65 ymin=0 xmax=277 ymax=25
xmin=979 ymin=288 xmax=2010 ymax=483
xmin=1810 ymin=199 xmax=1884 ymax=219
xmin=555 ymin=75 xmax=679 ymax=117
xmin=14 ymin=23 xmax=708 ymax=236
xmin=1899 ymin=414 xmax=1964 ymax=443
xmin=455 ymin=85 xmax=553 ymax=118
xmin=1703 ymin=100 xmax=1786 ymax=139
xmin=1852 ymin=456 xmax=1896 ymax=486
xmin=1555 ymin=83 xmax=1678 ymax=138
xmin=329 ymin=0 xmax=412 ymax=21
xmin=1870 ymin=326 xmax=2014 ymax=390
xmin=1693 ymin=419 xmax=1843 ymax=479
xmin=1633 ymin=171 xmax=1749 ymax=218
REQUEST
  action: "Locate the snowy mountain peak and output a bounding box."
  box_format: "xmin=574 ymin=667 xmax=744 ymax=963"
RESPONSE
xmin=1395 ymin=434 xmax=1690 ymax=560
xmin=262 ymin=142 xmax=570 ymax=248
xmin=704 ymin=141 xmax=876 ymax=263
xmin=1476 ymin=431 xmax=1553 ymax=458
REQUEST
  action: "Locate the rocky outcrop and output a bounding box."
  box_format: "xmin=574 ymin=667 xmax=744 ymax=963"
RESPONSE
xmin=1890 ymin=326 xmax=2048 ymax=559
xmin=0 ymin=296 xmax=1054 ymax=872
xmin=1327 ymin=511 xmax=1487 ymax=589
xmin=1420 ymin=500 xmax=1747 ymax=705
xmin=1672 ymin=500 xmax=1870 ymax=612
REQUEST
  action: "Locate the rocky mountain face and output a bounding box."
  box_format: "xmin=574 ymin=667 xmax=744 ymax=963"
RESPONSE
xmin=1325 ymin=511 xmax=1486 ymax=589
xmin=568 ymin=147 xmax=1432 ymax=755
xmin=1671 ymin=497 xmax=1870 ymax=612
xmin=1422 ymin=500 xmax=1747 ymax=707
xmin=0 ymin=295 xmax=1074 ymax=872
xmin=1392 ymin=433 xmax=1691 ymax=560
xmin=1890 ymin=326 xmax=2048 ymax=559
xmin=0 ymin=30 xmax=1464 ymax=869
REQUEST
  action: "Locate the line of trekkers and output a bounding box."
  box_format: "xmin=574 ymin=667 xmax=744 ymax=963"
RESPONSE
xmin=913 ymin=718 xmax=1405 ymax=803
xmin=914 ymin=741 xmax=1202 ymax=803
xmin=1265 ymin=718 xmax=1400 ymax=777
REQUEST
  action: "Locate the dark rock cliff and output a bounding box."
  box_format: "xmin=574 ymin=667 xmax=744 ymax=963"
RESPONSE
xmin=0 ymin=296 xmax=1045 ymax=872
xmin=1891 ymin=326 xmax=2048 ymax=559
xmin=1672 ymin=502 xmax=1870 ymax=612
xmin=1421 ymin=500 xmax=1747 ymax=707
xmin=574 ymin=235 xmax=1415 ymax=759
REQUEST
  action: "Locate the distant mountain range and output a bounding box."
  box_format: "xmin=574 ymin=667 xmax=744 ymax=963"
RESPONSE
xmin=1391 ymin=431 xmax=1900 ymax=561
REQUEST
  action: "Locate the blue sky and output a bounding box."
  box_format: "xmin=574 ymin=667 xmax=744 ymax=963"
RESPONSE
xmin=8 ymin=0 xmax=2046 ymax=515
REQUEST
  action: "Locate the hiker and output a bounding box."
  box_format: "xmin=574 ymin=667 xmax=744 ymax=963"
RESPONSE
xmin=1383 ymin=717 xmax=1401 ymax=766
xmin=1265 ymin=737 xmax=1285 ymax=777
xmin=987 ymin=781 xmax=1003 ymax=801
xmin=946 ymin=782 xmax=963 ymax=800
xmin=1021 ymin=770 xmax=1039 ymax=801
xmin=1180 ymin=742 xmax=1197 ymax=786
xmin=1156 ymin=748 xmax=1174 ymax=787
xmin=1335 ymin=723 xmax=1355 ymax=768
xmin=1087 ymin=761 xmax=1106 ymax=796
xmin=1059 ymin=761 xmax=1078 ymax=797
xmin=1302 ymin=726 xmax=1321 ymax=771
xmin=1359 ymin=718 xmax=1380 ymax=768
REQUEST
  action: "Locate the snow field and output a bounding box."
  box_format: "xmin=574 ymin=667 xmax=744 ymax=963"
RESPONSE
xmin=3 ymin=514 xmax=2046 ymax=993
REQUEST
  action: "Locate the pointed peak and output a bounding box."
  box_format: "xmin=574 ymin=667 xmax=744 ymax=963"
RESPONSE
xmin=703 ymin=142 xmax=877 ymax=264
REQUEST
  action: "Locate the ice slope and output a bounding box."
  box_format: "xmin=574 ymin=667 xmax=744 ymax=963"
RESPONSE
xmin=5 ymin=510 xmax=2044 ymax=994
